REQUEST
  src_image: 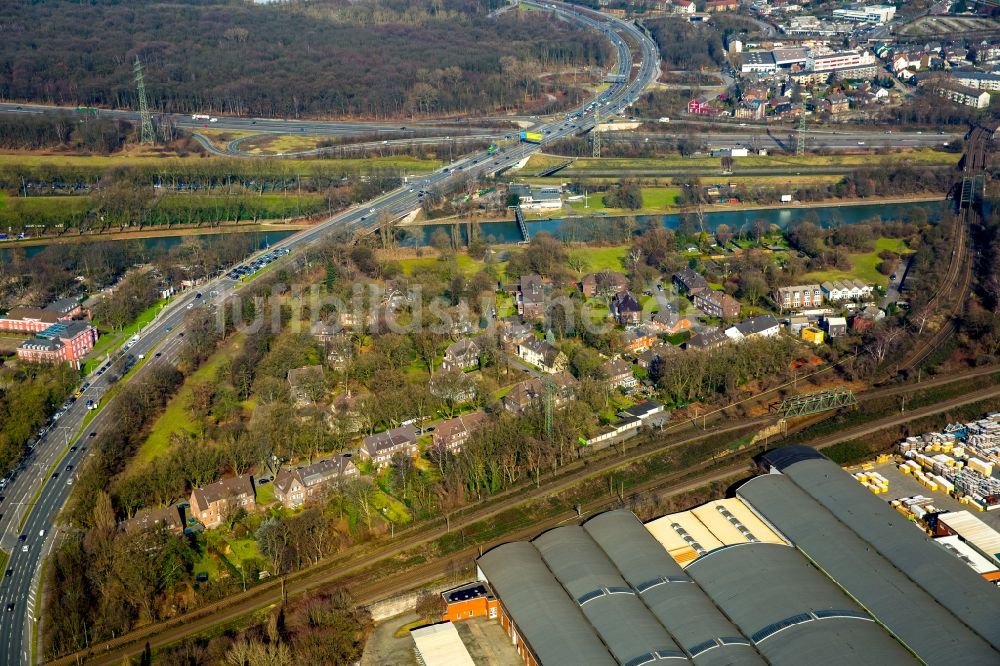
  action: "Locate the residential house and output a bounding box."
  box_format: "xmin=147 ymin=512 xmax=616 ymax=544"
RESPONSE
xmin=704 ymin=0 xmax=738 ymax=11
xmin=360 ymin=424 xmax=418 ymax=469
xmin=273 ymin=455 xmax=359 ymax=508
xmin=925 ymin=81 xmax=991 ymax=109
xmin=672 ymin=268 xmax=709 ymax=296
xmin=787 ymin=315 xmax=811 ymax=334
xmin=433 ymin=411 xmax=489 ymax=454
xmin=602 ymin=358 xmax=637 ymax=391
xmin=648 ymin=312 xmax=693 ymax=336
xmin=693 ymin=290 xmax=741 ymax=320
xmin=773 ymin=284 xmax=823 ymax=311
xmin=851 ymin=305 xmax=885 ymax=333
xmin=518 ymin=274 xmax=546 ymax=319
xmin=499 ymin=320 xmax=534 ymax=351
xmin=580 ymin=271 xmax=628 ymax=298
xmin=442 ymin=338 xmax=481 ymax=372
xmin=190 ymin=476 xmax=257 ymax=529
xmin=518 ymin=338 xmax=567 ymax=373
xmin=823 ymin=316 xmax=848 ymax=338
xmin=821 ymin=279 xmax=873 ymax=302
xmin=725 ymin=315 xmax=781 ymax=341
xmin=622 ymin=327 xmax=658 ymax=354
xmin=685 ymin=328 xmax=729 ymax=350
xmin=619 ymin=400 xmax=669 ymax=427
xmin=824 ymin=92 xmax=850 ymax=114
xmin=286 ymin=365 xmax=325 ymax=405
xmin=673 ymin=0 xmax=696 ymax=13
xmin=502 ymin=373 xmax=577 ymax=414
xmin=311 ymin=320 xmax=342 ymax=344
xmin=635 ymin=343 xmax=674 ymax=370
xmin=16 ymin=321 xmax=98 ymax=370
xmin=120 ymin=506 xmax=184 ymax=535
xmin=610 ymin=291 xmax=642 ymax=326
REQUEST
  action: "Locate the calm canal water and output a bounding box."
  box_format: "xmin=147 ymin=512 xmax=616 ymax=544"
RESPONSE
xmin=3 ymin=199 xmax=950 ymax=257
xmin=4 ymin=229 xmax=298 ymax=260
xmin=409 ymin=199 xmax=948 ymax=246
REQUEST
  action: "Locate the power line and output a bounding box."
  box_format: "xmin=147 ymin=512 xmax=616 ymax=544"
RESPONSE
xmin=133 ymin=55 xmax=155 ymax=145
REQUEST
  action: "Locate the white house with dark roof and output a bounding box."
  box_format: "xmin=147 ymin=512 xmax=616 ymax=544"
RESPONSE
xmin=725 ymin=315 xmax=781 ymax=341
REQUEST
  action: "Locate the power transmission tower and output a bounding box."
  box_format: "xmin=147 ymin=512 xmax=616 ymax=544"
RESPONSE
xmin=133 ymin=55 xmax=155 ymax=145
xmin=796 ymin=112 xmax=806 ymax=156
xmin=592 ymin=108 xmax=602 ymax=158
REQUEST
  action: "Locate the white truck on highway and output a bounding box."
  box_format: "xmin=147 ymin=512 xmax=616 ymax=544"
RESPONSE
xmin=192 ymin=114 xmax=210 ymax=120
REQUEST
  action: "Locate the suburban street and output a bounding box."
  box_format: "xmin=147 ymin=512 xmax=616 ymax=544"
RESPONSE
xmin=0 ymin=1 xmax=662 ymax=662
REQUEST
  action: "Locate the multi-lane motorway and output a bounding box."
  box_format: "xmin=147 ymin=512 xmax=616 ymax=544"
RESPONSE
xmin=0 ymin=1 xmax=661 ymax=663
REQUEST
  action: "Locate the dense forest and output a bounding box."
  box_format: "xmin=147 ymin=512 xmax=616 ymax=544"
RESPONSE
xmin=646 ymin=17 xmax=725 ymax=71
xmin=0 ymin=0 xmax=611 ymax=118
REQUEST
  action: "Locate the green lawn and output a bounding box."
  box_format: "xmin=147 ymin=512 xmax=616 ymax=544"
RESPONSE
xmin=129 ymin=334 xmax=245 ymax=470
xmin=804 ymin=236 xmax=911 ymax=286
xmin=84 ymin=297 xmax=171 ymax=375
xmin=373 ymin=490 xmax=412 ymax=524
xmin=256 ymin=482 xmax=276 ymax=506
xmin=567 ymin=246 xmax=627 ymax=274
xmin=566 ymin=187 xmax=680 ymax=214
xmin=397 ymin=253 xmax=484 ymax=277
xmin=226 ymin=538 xmax=262 ymax=566
xmin=534 ymin=148 xmax=959 ymax=175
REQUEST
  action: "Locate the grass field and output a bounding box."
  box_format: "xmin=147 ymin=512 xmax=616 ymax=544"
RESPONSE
xmin=528 ymin=148 xmax=959 ymax=174
xmin=0 ymin=192 xmax=329 ymax=229
xmin=397 ymin=253 xmax=484 ymax=277
xmin=804 ymin=237 xmax=911 ymax=286
xmin=566 ymin=186 xmax=681 ymax=214
xmin=129 ymin=333 xmax=246 ymax=470
xmin=83 ymin=297 xmax=171 ymax=375
xmin=567 ymin=246 xmax=627 ymax=273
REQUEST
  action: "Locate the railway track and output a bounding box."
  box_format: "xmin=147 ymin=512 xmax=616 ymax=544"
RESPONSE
xmin=890 ymin=124 xmax=989 ymax=378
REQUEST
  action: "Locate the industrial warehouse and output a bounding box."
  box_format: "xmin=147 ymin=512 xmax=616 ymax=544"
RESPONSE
xmin=471 ymin=447 xmax=1000 ymax=666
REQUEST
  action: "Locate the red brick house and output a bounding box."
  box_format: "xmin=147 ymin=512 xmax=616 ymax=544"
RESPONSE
xmin=0 ymin=297 xmax=82 ymax=334
xmin=190 ymin=476 xmax=257 ymax=529
xmin=17 ymin=321 xmax=97 ymax=370
xmin=433 ymin=411 xmax=489 ymax=454
xmin=273 ymin=455 xmax=359 ymax=508
xmin=360 ymin=424 xmax=418 ymax=469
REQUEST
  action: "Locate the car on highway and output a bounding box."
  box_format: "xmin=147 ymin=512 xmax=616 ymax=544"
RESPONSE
xmin=6 ymin=604 xmax=13 ymax=612
xmin=88 ymin=432 xmax=96 ymax=438
xmin=51 ymin=472 xmax=59 ymax=479
xmin=18 ymin=534 xmax=25 ymax=542
xmin=65 ymin=464 xmax=73 ymax=471
xmin=5 ymin=569 xmax=11 ymax=578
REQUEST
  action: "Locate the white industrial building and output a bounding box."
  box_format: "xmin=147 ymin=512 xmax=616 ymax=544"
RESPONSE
xmin=832 ymin=5 xmax=896 ymax=24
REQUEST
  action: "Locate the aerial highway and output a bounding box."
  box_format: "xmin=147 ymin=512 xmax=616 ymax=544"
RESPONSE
xmin=0 ymin=1 xmax=661 ymax=663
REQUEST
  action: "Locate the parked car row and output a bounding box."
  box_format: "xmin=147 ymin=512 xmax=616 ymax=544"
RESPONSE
xmin=227 ymin=248 xmax=290 ymax=281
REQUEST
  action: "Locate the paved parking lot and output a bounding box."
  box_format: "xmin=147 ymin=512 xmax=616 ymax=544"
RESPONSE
xmin=360 ymin=612 xmax=522 ymax=666
xmin=871 ymin=461 xmax=1000 ymax=532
